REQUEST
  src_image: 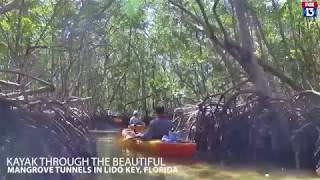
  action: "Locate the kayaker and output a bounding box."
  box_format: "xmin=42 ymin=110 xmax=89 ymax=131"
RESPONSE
xmin=137 ymin=106 xmax=172 ymax=140
xmin=129 ymin=110 xmax=145 ymax=125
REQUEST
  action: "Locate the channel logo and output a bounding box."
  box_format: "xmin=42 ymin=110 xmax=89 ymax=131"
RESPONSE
xmin=302 ymin=0 xmax=318 ymax=17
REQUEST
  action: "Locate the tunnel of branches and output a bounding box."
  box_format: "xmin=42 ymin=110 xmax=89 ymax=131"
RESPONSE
xmin=0 ymin=96 xmax=96 ymax=180
xmin=1 ymin=0 xmax=320 ymax=179
xmin=173 ymin=86 xmax=320 ymax=171
xmin=2 ymin=80 xmax=320 ymax=176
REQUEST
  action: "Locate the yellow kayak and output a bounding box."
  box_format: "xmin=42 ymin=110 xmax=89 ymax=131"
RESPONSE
xmin=120 ymin=129 xmax=197 ymax=157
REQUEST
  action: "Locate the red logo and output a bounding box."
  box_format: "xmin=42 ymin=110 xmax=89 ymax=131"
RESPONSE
xmin=302 ymin=1 xmax=318 ymax=8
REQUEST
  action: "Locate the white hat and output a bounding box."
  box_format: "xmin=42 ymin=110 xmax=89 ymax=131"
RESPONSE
xmin=133 ymin=110 xmax=139 ymax=115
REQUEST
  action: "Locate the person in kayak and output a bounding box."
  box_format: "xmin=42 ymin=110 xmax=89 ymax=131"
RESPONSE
xmin=137 ymin=106 xmax=172 ymax=140
xmin=129 ymin=110 xmax=145 ymax=125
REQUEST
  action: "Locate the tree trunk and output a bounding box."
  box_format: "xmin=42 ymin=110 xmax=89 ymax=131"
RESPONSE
xmin=232 ymin=0 xmax=272 ymax=97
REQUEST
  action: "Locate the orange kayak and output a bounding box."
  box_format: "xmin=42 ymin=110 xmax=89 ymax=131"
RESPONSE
xmin=120 ymin=129 xmax=197 ymax=157
xmin=128 ymin=124 xmax=145 ymax=133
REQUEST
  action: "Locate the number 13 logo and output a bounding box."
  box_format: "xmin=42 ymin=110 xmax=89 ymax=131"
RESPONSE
xmin=303 ymin=8 xmax=317 ymax=17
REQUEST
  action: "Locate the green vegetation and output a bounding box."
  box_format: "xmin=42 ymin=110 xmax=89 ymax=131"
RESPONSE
xmin=1 ymin=0 xmax=319 ymax=116
xmin=2 ymin=0 xmax=320 ymax=178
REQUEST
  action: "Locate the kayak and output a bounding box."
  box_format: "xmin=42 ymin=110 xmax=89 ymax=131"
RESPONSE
xmin=128 ymin=124 xmax=145 ymax=133
xmin=119 ymin=129 xmax=197 ymax=157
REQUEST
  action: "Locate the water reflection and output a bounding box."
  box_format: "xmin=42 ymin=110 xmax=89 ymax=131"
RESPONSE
xmin=91 ymin=132 xmax=320 ymax=180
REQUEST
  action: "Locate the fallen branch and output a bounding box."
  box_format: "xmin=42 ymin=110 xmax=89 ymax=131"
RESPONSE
xmin=0 ymin=70 xmax=54 ymax=89
xmin=66 ymin=97 xmax=92 ymax=104
xmin=0 ymin=80 xmax=21 ymax=88
xmin=25 ymin=96 xmax=92 ymax=106
xmin=4 ymin=86 xmax=54 ymax=98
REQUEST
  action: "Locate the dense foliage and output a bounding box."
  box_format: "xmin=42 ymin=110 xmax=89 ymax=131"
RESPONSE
xmin=0 ymin=0 xmax=319 ymax=115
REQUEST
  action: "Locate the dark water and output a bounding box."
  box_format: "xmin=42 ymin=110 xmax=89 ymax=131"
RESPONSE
xmin=86 ymin=131 xmax=320 ymax=180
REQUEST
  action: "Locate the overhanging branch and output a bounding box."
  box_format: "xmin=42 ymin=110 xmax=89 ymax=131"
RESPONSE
xmin=0 ymin=70 xmax=55 ymax=90
xmin=0 ymin=0 xmax=21 ymax=15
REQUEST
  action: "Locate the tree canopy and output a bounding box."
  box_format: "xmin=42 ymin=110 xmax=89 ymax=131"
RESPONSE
xmin=0 ymin=0 xmax=319 ymax=115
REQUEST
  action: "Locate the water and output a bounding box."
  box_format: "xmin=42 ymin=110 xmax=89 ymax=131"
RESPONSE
xmin=88 ymin=131 xmax=320 ymax=180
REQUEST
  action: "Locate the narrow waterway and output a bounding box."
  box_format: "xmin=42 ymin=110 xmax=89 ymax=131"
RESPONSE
xmin=89 ymin=131 xmax=320 ymax=180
